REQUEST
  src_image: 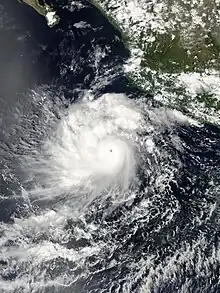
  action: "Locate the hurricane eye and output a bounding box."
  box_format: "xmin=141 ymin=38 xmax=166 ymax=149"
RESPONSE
xmin=110 ymin=149 xmax=112 ymax=152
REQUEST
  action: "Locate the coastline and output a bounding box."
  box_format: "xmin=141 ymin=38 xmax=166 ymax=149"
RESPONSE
xmin=16 ymin=0 xmax=220 ymax=125
xmin=18 ymin=0 xmax=60 ymax=27
xmin=87 ymin=0 xmax=220 ymax=126
xmin=88 ymin=0 xmax=130 ymax=48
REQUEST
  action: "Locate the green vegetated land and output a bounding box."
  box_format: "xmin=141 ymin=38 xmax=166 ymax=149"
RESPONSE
xmin=17 ymin=0 xmax=220 ymax=123
xmin=19 ymin=0 xmax=220 ymax=73
xmin=137 ymin=31 xmax=220 ymax=113
xmin=140 ymin=31 xmax=220 ymax=73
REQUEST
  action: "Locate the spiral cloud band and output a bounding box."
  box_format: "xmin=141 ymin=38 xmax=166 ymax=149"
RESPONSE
xmin=25 ymin=93 xmax=143 ymax=206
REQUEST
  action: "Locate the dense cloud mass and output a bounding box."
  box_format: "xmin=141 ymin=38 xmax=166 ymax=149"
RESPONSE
xmin=1 ymin=1 xmax=220 ymax=293
xmin=23 ymin=93 xmax=141 ymax=207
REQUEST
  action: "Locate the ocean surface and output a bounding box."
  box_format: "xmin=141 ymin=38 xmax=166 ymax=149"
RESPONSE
xmin=1 ymin=1 xmax=220 ymax=293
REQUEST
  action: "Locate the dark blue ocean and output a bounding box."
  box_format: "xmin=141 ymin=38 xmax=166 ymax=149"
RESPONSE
xmin=0 ymin=1 xmax=220 ymax=293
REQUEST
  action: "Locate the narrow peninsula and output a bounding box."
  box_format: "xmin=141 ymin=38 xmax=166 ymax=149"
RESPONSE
xmin=18 ymin=0 xmax=60 ymax=27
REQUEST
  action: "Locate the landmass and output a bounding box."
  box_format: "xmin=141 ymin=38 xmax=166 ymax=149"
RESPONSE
xmin=89 ymin=0 xmax=220 ymax=125
xmin=18 ymin=0 xmax=60 ymax=27
xmin=18 ymin=0 xmax=220 ymax=125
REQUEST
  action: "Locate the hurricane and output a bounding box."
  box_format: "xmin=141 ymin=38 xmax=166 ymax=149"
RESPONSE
xmin=23 ymin=93 xmax=141 ymax=207
xmin=0 ymin=88 xmax=188 ymax=292
xmin=1 ymin=1 xmax=220 ymax=292
xmin=1 ymin=87 xmax=220 ymax=293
